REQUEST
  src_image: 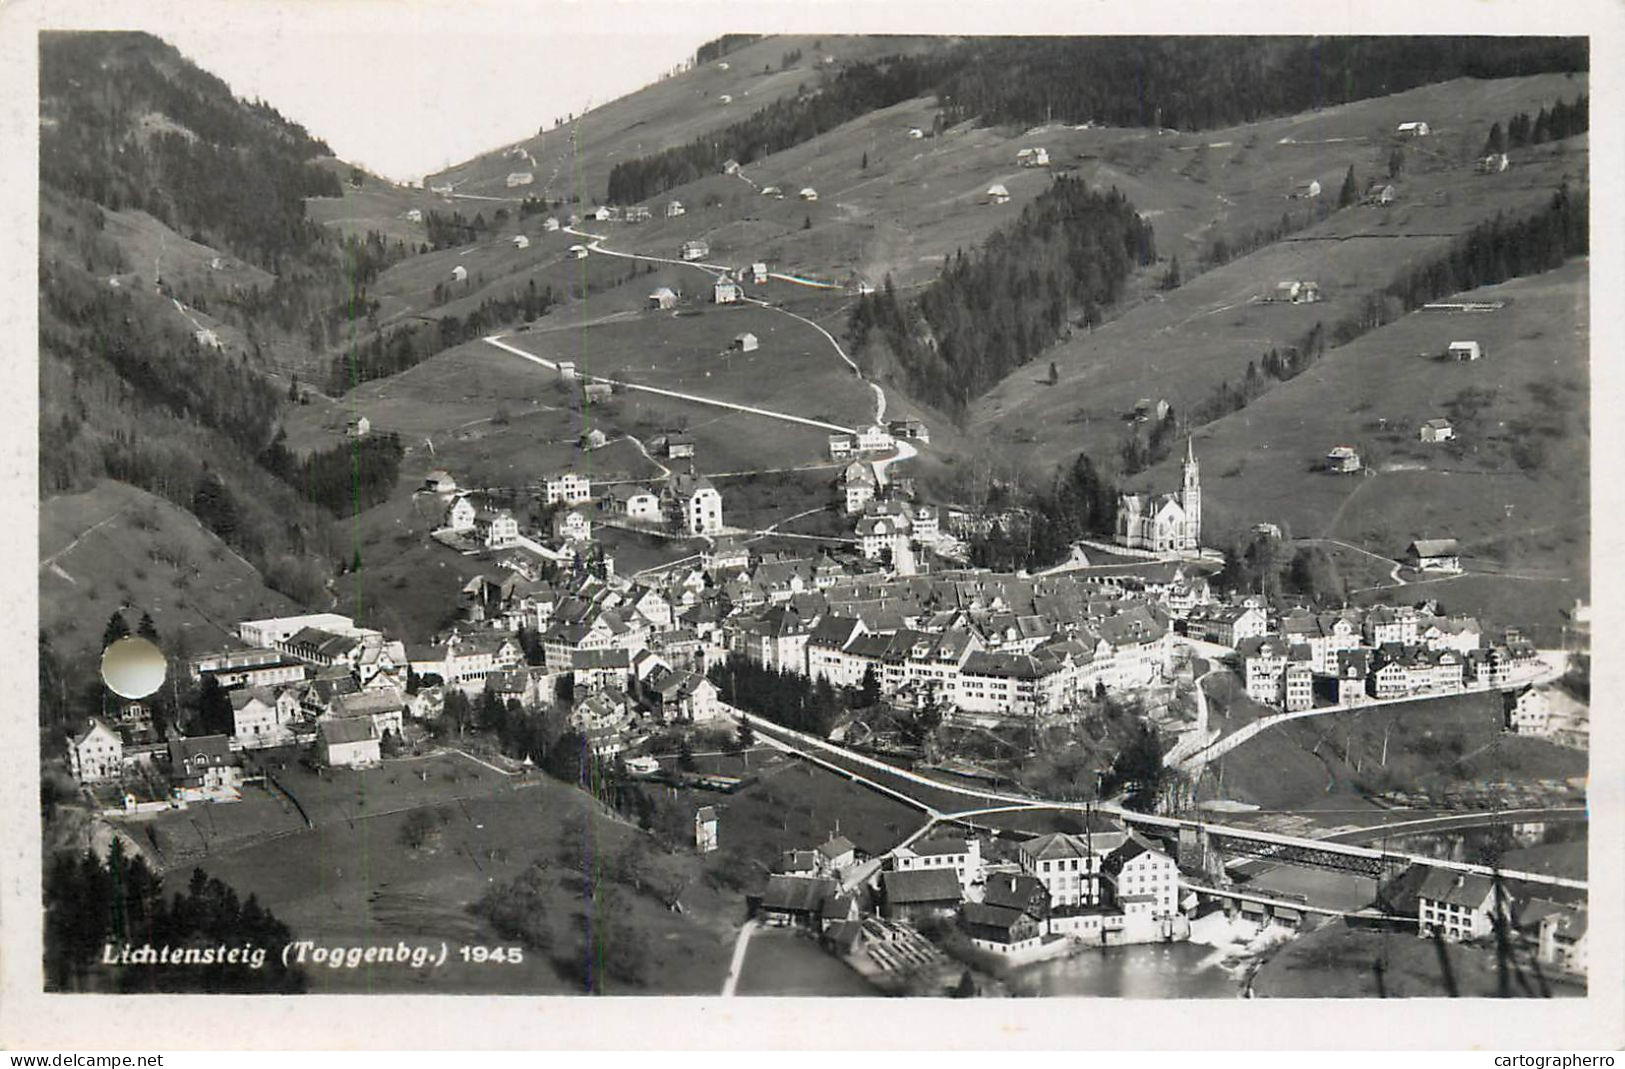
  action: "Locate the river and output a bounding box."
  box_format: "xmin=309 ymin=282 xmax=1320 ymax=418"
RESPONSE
xmin=1006 ymin=940 xmax=1245 ymax=998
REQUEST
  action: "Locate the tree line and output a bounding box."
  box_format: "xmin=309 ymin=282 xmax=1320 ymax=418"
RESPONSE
xmin=849 ymin=177 xmax=1154 ymax=414
xmin=709 ymin=658 xmax=844 ymax=738
xmin=604 ymin=37 xmax=1583 ymax=207
xmin=45 ymin=841 xmax=306 ymax=992
xmin=606 ymin=51 xmax=947 ymax=205
xmin=1484 ymin=94 xmax=1589 ymax=157
xmin=260 ymin=431 xmax=406 ymax=518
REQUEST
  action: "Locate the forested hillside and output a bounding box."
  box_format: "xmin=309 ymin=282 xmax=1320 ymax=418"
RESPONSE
xmin=604 ymin=36 xmax=1585 ymax=206
xmin=848 ymin=177 xmax=1155 ymax=413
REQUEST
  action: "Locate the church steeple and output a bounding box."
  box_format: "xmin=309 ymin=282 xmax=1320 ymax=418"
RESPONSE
xmin=1181 ymin=438 xmax=1201 ymax=550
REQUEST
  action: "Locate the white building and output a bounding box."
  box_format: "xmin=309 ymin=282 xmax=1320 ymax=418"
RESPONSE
xmin=512 ymin=234 xmax=530 ymax=249
xmin=1448 ymin=340 xmax=1483 ymax=362
xmin=544 ymin=472 xmax=593 ymax=506
xmin=69 ymin=719 xmax=124 ymax=783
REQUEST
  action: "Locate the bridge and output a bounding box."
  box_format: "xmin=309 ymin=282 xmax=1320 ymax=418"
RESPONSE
xmin=735 ymin=708 xmax=1588 ymax=894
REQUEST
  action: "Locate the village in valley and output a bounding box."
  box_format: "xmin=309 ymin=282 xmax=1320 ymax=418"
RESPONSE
xmin=38 ymin=32 xmax=1591 ymax=1000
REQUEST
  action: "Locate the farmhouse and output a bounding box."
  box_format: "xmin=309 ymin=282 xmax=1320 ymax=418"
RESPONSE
xmin=908 ymin=126 xmax=925 ymax=140
xmin=543 ymin=217 xmax=560 ymax=232
xmin=750 ymin=262 xmax=769 ymax=283
xmin=583 ymin=382 xmax=613 ymax=404
xmin=567 ymin=244 xmax=589 ymax=260
xmin=451 ymin=264 xmax=468 ymax=282
xmin=444 ymin=495 xmax=477 ymax=531
xmin=648 ymin=287 xmax=678 ymax=310
xmin=961 ymin=902 xmax=1044 ymax=956
xmin=423 ymin=469 xmax=457 ymax=493
xmin=1324 ymin=445 xmax=1362 ymax=473
xmin=624 ymin=205 xmax=651 ymax=222
xmin=1419 ymin=418 xmax=1455 ymax=443
xmin=318 ymin=717 xmax=379 ymax=768
xmin=722 ymin=159 xmax=741 ymax=175
xmin=1291 ymin=179 xmax=1322 ymax=199
xmin=856 ymin=424 xmax=896 ymax=453
xmin=604 ymin=484 xmax=663 ymax=524
xmin=346 ymin=416 xmax=371 ymax=439
xmin=665 ymin=200 xmax=685 ymax=218
xmin=579 ymin=428 xmax=608 ymax=451
xmin=732 ymin=331 xmax=758 ymax=352
xmin=506 ymin=172 xmax=534 ymax=187
xmin=663 ymin=432 xmax=696 ymax=459
xmin=828 ymin=433 xmax=856 ymax=459
xmin=405 ymin=208 xmax=423 ymax=223
xmin=667 ymin=469 xmax=724 ymax=535
xmin=760 ymin=185 xmax=782 ymax=198
xmin=512 ymin=234 xmax=530 ymax=249
xmin=879 ymin=868 xmax=963 ymax=922
xmin=1276 ymin=280 xmax=1321 ymax=303
xmin=558 ymin=361 xmax=578 ymax=380
xmin=1017 ymin=147 xmax=1050 ymax=167
xmin=1406 ymin=538 xmax=1461 ymax=573
xmin=798 ymin=187 xmax=819 ymax=201
xmin=1370 ymin=183 xmax=1397 ymax=205
xmin=589 ymin=206 xmax=614 ymax=222
xmin=888 ymin=418 xmax=930 ymax=443
xmin=1447 ymin=340 xmax=1483 ymax=361
xmin=986 ymin=183 xmax=1011 ymax=205
xmin=714 ymin=279 xmax=741 ymax=304
xmin=1396 ymin=121 xmax=1430 ymax=138
xmin=1479 ymin=153 xmax=1510 ymax=174
xmin=680 ymin=239 xmax=710 ymax=262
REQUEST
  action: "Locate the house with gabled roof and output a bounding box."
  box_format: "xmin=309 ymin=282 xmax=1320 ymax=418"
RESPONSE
xmin=319 ymin=716 xmax=379 ymax=768
xmin=879 ymin=867 xmax=962 ymax=922
xmin=69 ymin=719 xmax=124 ymax=783
xmin=1407 ymin=538 xmax=1461 ymax=573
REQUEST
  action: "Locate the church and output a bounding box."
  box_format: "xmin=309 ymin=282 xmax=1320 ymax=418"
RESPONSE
xmin=1115 ymin=440 xmax=1201 ymax=553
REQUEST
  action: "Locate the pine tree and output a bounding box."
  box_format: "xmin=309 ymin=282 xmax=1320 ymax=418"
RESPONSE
xmin=137 ymin=611 xmax=158 ymax=641
xmin=1048 ymin=361 xmax=1059 ymax=385
xmin=102 ymin=610 xmax=130 ymax=650
xmin=1483 ymin=121 xmax=1505 ymax=158
xmin=860 ymin=151 xmax=868 ymax=170
xmin=1338 ymin=165 xmax=1358 ymax=208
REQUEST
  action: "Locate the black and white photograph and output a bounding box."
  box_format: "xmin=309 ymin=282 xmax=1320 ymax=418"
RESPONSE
xmin=2 ymin=0 xmax=1621 ymax=1052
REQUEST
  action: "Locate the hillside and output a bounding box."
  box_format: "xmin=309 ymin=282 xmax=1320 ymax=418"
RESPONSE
xmin=39 ymin=481 xmax=303 ymax=669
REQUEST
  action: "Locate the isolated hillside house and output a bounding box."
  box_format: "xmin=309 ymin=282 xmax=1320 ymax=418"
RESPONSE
xmin=558 ymin=360 xmax=578 ymax=380
xmin=1291 ymin=178 xmax=1322 ymax=199
xmin=648 ymin=287 xmax=678 ymax=310
xmin=722 ymin=159 xmax=741 ymax=174
xmin=1276 ymin=280 xmax=1321 ymax=303
xmin=511 ymin=234 xmax=530 ymax=249
xmin=908 ymin=127 xmax=925 ymax=140
xmin=750 ymin=262 xmax=769 ymax=283
xmin=423 ymin=469 xmax=457 ymax=493
xmin=665 ymin=200 xmax=685 ymax=218
xmin=1448 ymin=340 xmax=1483 ymax=362
xmin=1479 ymin=153 xmax=1510 ymax=174
xmin=69 ymin=719 xmax=123 ymax=783
xmin=828 ymin=432 xmax=856 ymax=459
xmin=1017 ymin=147 xmax=1050 ymax=167
xmin=888 ymin=418 xmax=930 ymax=443
xmin=1406 ymin=538 xmax=1462 ymax=573
xmin=624 ymin=205 xmax=651 ymax=223
xmin=732 ymin=332 xmax=759 ymax=352
xmin=1419 ymin=418 xmax=1456 ymax=443
xmin=579 ymin=428 xmax=608 ymax=451
xmin=681 ymin=239 xmax=710 ymax=262
xmin=451 ymin=264 xmax=468 ymax=282
xmin=760 ymin=185 xmax=782 ymax=198
xmin=1368 ymin=183 xmax=1397 ymax=205
xmin=714 ymin=279 xmax=742 ymax=304
xmin=506 ymin=171 xmax=534 ymax=187
xmin=663 ymin=432 xmax=696 ymax=459
xmin=1324 ymin=445 xmax=1362 ymax=474
xmin=718 ymin=94 xmax=733 ymax=106
xmin=346 ymin=416 xmax=371 ymax=439
xmin=567 ymin=244 xmax=589 ymax=260
xmin=192 ymin=327 xmax=223 ymax=350
xmin=583 ymin=382 xmax=613 ymax=404
xmin=986 ymin=183 xmax=1011 ymax=205
xmin=319 ymin=717 xmax=379 ymax=768
xmin=405 ymin=208 xmax=423 ymax=223
xmin=798 ymin=187 xmax=819 ymax=202
xmin=1133 ymin=398 xmax=1170 ymax=422
xmin=543 ymin=217 xmax=560 ymax=231
xmin=1505 ymin=683 xmax=1588 ymax=739
xmin=1396 ymin=121 xmax=1430 ymax=138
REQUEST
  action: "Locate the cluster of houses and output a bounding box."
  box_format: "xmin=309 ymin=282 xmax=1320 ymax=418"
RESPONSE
xmin=1386 ymin=864 xmax=1588 ymax=978
xmin=597 ymin=467 xmax=726 ymax=536
xmin=756 ymin=814 xmax=1186 ymax=964
xmin=1206 ymin=598 xmax=1544 ymax=711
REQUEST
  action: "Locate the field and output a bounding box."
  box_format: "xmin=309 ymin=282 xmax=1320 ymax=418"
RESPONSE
xmin=1252 ymin=918 xmax=1585 ymax=998
xmin=39 ymin=481 xmax=300 ymax=665
xmin=154 ymin=754 xmax=741 ymax=994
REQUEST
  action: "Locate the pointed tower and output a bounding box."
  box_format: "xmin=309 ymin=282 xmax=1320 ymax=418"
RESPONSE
xmin=1181 ymin=438 xmax=1201 ymax=550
